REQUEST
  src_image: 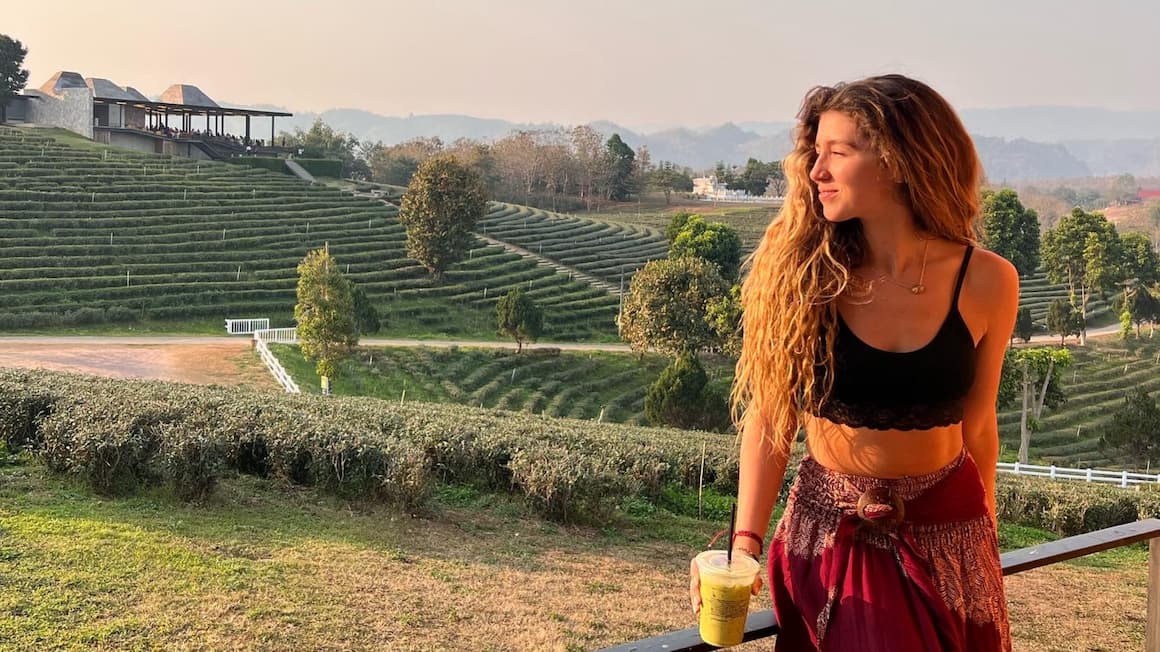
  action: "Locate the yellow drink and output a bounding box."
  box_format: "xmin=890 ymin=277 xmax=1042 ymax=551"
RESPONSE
xmin=696 ymin=550 xmax=760 ymax=647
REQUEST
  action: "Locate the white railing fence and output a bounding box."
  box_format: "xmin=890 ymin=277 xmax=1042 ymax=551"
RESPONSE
xmin=224 ymin=318 xmax=270 ymax=335
xmin=254 ymin=327 xmax=299 ymax=344
xmin=252 ymin=328 xmax=299 ymax=393
xmin=998 ymin=461 xmax=1160 ymax=488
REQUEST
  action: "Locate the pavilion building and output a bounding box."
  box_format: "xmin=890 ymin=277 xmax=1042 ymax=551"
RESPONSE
xmin=3 ymin=71 xmax=292 ymax=161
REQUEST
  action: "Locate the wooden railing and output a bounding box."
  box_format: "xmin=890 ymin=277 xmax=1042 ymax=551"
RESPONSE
xmin=600 ymin=518 xmax=1160 ymax=652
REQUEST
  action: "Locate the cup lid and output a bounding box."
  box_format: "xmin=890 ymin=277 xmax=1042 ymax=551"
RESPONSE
xmin=696 ymin=549 xmax=760 ymax=577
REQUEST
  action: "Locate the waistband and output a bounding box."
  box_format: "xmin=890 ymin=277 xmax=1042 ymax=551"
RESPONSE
xmin=792 ymin=447 xmax=984 ymax=527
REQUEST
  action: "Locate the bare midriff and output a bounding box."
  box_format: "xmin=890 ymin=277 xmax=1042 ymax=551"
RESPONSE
xmin=803 ymin=413 xmax=965 ymax=478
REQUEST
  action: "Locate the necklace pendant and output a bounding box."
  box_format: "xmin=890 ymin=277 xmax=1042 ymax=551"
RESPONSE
xmin=911 ymin=285 xmax=925 ymax=295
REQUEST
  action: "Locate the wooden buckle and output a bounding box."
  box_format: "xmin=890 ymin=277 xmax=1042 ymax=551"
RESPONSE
xmin=855 ymin=486 xmax=905 ymax=528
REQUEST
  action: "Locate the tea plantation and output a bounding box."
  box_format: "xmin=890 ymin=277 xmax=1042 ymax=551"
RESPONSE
xmin=0 ymin=127 xmax=621 ymax=340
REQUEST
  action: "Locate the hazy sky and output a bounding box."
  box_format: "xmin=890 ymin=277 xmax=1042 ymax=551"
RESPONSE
xmin=7 ymin=0 xmax=1159 ymax=128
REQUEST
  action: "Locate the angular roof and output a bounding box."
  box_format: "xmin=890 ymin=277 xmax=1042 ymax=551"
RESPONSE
xmin=38 ymin=71 xmax=88 ymax=98
xmin=158 ymin=84 xmax=219 ymax=108
xmin=85 ymin=78 xmax=139 ymax=101
xmin=122 ymin=86 xmax=150 ymax=102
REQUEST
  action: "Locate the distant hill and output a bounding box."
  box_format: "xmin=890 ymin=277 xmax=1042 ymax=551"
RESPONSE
xmin=262 ymin=104 xmax=1160 ymax=180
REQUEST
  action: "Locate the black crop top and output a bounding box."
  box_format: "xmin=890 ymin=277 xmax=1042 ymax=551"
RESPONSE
xmin=810 ymin=246 xmax=977 ymax=431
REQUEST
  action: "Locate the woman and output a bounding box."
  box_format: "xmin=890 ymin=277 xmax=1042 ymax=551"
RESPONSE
xmin=689 ymin=74 xmax=1017 ymax=651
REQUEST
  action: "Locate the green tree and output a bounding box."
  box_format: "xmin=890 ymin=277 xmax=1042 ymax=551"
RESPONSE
xmin=1014 ymin=306 xmax=1034 ymax=343
xmin=996 ymin=347 xmax=1072 ymax=464
xmin=1041 ymin=208 xmax=1122 ymax=344
xmin=1045 ymin=299 xmax=1082 ymax=345
xmin=1100 ymin=387 xmax=1160 ymax=467
xmin=619 ymin=257 xmax=730 ymax=357
xmin=398 ymin=156 xmax=488 ymax=279
xmin=644 ymin=354 xmax=730 ymax=430
xmin=295 ymin=246 xmax=358 ymax=386
xmin=604 ymin=134 xmax=636 ymax=201
xmin=280 ymin=118 xmax=367 ymax=179
xmin=981 ymin=189 xmax=1041 ymax=277
xmin=1118 ymin=231 xmax=1160 ymax=287
xmin=669 ymin=216 xmax=743 ymax=282
xmin=665 ymin=212 xmax=696 ymax=244
xmin=1121 ymin=284 xmax=1160 ymax=337
xmin=705 ymin=284 xmax=743 ymax=356
xmin=0 ymin=34 xmax=29 ymax=125
xmin=496 ymin=288 xmax=544 ymax=353
xmin=649 ymin=161 xmax=694 ymax=204
xmin=732 ymin=158 xmax=782 ymax=197
xmin=350 ymin=283 xmax=381 ymax=336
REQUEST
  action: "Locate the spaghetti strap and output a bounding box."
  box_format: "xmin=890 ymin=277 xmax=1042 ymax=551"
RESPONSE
xmin=951 ymin=246 xmax=974 ymax=304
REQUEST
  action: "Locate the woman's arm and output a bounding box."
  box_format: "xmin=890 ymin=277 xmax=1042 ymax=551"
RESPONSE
xmin=961 ymin=251 xmax=1020 ymax=520
xmin=732 ymin=409 xmax=790 ymax=557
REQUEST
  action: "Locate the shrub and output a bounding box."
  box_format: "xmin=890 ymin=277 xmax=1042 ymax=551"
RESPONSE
xmin=996 ymin=474 xmax=1160 ymax=536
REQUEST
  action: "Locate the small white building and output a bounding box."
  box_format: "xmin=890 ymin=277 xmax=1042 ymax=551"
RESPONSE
xmin=692 ymin=175 xmax=754 ymax=201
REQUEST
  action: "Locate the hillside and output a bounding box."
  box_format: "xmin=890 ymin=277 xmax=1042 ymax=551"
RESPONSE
xmin=0 ymin=127 xmax=622 ymax=341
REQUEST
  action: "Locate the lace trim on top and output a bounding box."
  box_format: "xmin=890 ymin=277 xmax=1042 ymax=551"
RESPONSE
xmin=811 ymin=395 xmax=965 ymax=431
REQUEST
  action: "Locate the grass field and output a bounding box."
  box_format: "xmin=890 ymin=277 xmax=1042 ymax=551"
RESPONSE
xmin=0 ymin=451 xmax=1147 ymax=651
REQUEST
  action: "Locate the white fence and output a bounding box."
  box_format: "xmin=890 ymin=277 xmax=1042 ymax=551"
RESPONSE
xmin=252 ymin=328 xmax=299 ymax=393
xmin=997 ymin=462 xmax=1160 ymax=488
xmin=254 ymin=327 xmax=299 ymax=343
xmin=224 ymin=318 xmax=270 ymax=335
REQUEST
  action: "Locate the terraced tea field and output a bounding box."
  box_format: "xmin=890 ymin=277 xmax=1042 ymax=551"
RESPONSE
xmin=478 ymin=202 xmax=669 ymax=288
xmin=999 ymin=336 xmax=1160 ymax=467
xmin=269 ymin=344 xmax=732 ymax=425
xmin=0 ymin=127 xmax=620 ymax=340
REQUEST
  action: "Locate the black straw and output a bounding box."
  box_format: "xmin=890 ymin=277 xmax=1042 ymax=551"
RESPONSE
xmin=727 ymin=502 xmax=737 ymax=566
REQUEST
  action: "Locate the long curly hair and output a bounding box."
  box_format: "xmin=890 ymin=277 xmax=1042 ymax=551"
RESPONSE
xmin=732 ymin=74 xmax=984 ymax=457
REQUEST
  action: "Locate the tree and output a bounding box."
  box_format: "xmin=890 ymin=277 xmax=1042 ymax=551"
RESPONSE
xmin=604 ymin=134 xmax=636 ymax=201
xmin=665 ymin=212 xmax=696 ymax=244
xmin=997 ymin=347 xmax=1072 ymax=464
xmin=295 ymin=246 xmax=358 ymax=386
xmin=1013 ymin=306 xmax=1034 ymax=343
xmin=350 ymin=283 xmax=381 ymax=336
xmin=496 ymin=288 xmax=544 ymax=353
xmin=1045 ymin=299 xmax=1082 ymax=345
xmin=0 ymin=34 xmax=29 ymax=125
xmin=705 ymin=284 xmax=742 ymax=356
xmin=1100 ymin=387 xmax=1160 ymax=467
xmin=649 ymin=162 xmax=694 ymax=204
xmin=1041 ymin=208 xmax=1122 ymax=344
xmin=1126 ymin=285 xmax=1160 ymax=337
xmin=980 ymin=189 xmax=1041 ymax=277
xmin=619 ymin=257 xmax=730 ymax=357
xmin=732 ymin=158 xmax=781 ymax=197
xmin=280 ymin=118 xmax=366 ymax=179
xmin=1109 ymin=174 xmax=1139 ymax=205
xmin=398 ymin=156 xmax=488 ymax=279
xmin=1118 ymin=231 xmax=1160 ymax=288
xmin=668 ymin=215 xmax=743 ymax=282
xmin=644 ymin=354 xmax=730 ymax=431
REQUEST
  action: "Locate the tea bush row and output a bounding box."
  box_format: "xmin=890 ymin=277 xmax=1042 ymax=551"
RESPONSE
xmin=0 ymin=369 xmax=738 ymax=523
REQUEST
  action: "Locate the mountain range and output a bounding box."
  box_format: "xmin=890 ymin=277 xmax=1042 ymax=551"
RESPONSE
xmin=257 ymin=105 xmax=1160 ymax=181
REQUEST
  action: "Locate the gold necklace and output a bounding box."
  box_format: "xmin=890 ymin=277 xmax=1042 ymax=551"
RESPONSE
xmin=866 ymin=239 xmax=929 ymax=295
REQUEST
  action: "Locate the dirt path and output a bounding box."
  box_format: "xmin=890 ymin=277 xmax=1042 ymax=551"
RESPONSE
xmin=0 ymin=341 xmax=276 ymax=390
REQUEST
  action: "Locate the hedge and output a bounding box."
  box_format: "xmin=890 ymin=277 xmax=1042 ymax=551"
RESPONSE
xmin=0 ymin=369 xmax=738 ymax=522
xmin=3 ymin=367 xmax=1156 ymax=533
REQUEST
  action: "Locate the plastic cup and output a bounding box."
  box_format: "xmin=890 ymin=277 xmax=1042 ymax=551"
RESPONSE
xmin=696 ymin=549 xmax=761 ymax=647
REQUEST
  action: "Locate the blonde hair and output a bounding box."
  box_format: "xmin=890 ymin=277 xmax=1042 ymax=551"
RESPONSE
xmin=732 ymin=74 xmax=983 ymax=457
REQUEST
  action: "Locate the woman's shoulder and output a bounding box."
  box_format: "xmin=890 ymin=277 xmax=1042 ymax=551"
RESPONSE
xmin=966 ymin=245 xmax=1019 ymax=293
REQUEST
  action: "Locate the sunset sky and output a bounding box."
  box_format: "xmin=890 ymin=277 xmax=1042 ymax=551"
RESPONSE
xmin=7 ymin=0 xmax=1158 ymax=129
